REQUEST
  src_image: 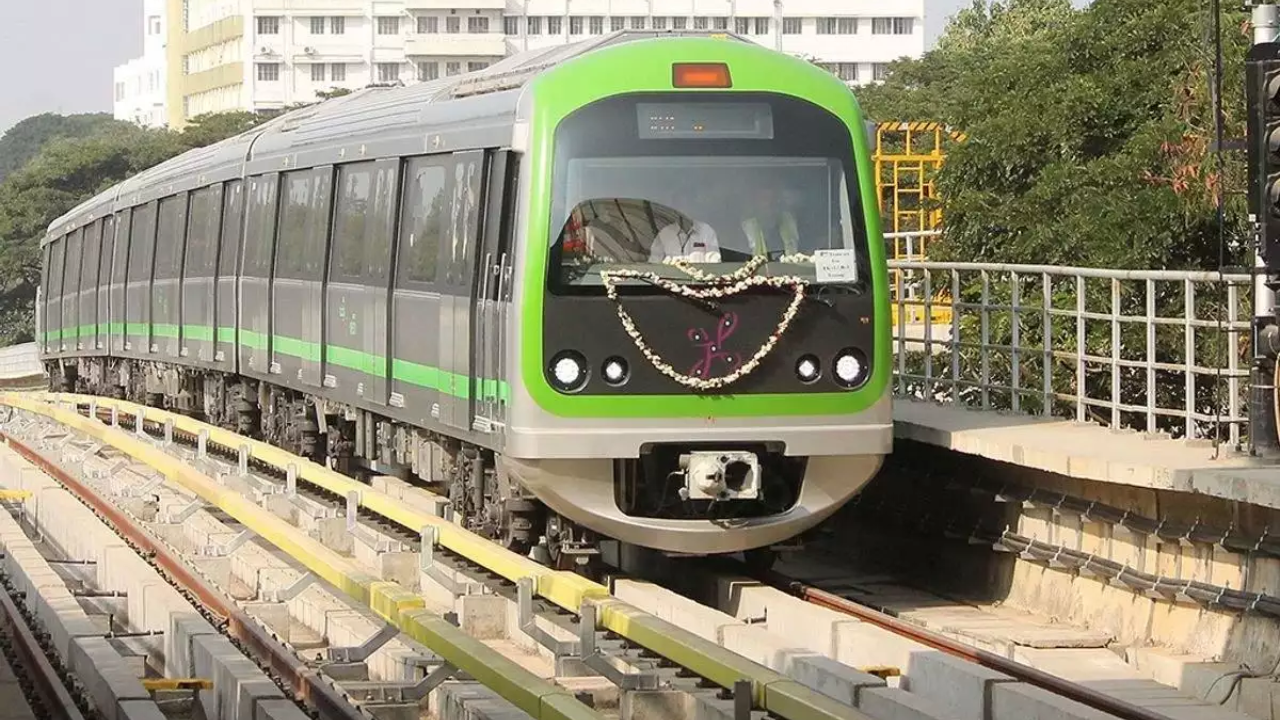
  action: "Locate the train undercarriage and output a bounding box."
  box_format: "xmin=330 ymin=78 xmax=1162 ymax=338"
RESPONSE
xmin=46 ymin=357 xmax=788 ymax=575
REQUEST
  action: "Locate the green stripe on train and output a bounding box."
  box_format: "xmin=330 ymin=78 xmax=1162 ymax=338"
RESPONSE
xmin=47 ymin=322 xmax=509 ymax=403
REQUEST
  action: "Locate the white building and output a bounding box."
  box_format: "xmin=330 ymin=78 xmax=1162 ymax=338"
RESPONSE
xmin=113 ymin=0 xmax=169 ymax=128
xmin=167 ymin=0 xmax=925 ymax=128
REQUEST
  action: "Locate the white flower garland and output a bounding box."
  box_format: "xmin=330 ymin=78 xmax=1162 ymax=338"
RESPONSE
xmin=599 ymin=256 xmax=810 ymax=391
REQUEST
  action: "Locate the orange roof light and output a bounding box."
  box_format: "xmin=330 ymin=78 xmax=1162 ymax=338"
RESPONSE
xmin=672 ymin=63 xmax=732 ymax=89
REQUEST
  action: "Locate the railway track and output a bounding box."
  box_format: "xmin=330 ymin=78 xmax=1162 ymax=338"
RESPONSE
xmin=0 ymin=391 xmax=866 ymax=720
xmin=0 ymin=389 xmax=1254 ymax=720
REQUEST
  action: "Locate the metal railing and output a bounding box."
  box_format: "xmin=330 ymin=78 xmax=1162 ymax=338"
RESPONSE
xmin=887 ymin=261 xmax=1254 ymax=448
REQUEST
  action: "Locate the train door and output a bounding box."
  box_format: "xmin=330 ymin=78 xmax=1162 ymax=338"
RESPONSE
xmin=438 ymin=150 xmax=487 ymax=432
xmin=364 ymin=159 xmax=399 ymax=406
xmin=153 ymin=195 xmax=188 ymax=360
xmin=240 ymin=174 xmax=280 ymax=378
xmin=215 ymin=181 xmax=244 ymax=367
xmin=95 ymin=216 xmax=114 ymax=353
xmin=109 ymin=210 xmax=131 ymax=355
xmin=390 ymin=155 xmax=451 ymax=426
xmin=471 ymin=151 xmax=517 ymax=434
xmin=125 ymin=202 xmax=157 ymax=358
xmin=271 ymin=167 xmax=332 ymax=389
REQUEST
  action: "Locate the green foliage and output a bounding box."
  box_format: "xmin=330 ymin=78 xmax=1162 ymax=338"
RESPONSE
xmin=0 ymin=113 xmax=123 ymax=184
xmin=861 ymin=0 xmax=1257 ymax=443
xmin=858 ymin=0 xmax=1252 ymax=271
xmin=0 ymin=109 xmax=292 ymax=345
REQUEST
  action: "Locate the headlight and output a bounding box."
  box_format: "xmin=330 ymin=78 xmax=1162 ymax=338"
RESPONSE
xmin=548 ymin=350 xmax=588 ymax=392
xmin=833 ymin=348 xmax=868 ymax=388
xmin=795 ymin=354 xmax=820 ymax=383
xmin=602 ymin=356 xmax=629 ymax=386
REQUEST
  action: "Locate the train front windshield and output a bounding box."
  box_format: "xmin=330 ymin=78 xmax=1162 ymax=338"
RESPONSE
xmin=548 ymin=92 xmax=871 ymax=292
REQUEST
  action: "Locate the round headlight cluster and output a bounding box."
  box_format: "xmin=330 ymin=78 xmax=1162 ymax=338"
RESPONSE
xmin=547 ymin=351 xmax=632 ymax=392
xmin=833 ymin=347 xmax=869 ymax=388
xmin=795 ymin=354 xmax=821 ymax=383
xmin=602 ymin=356 xmax=629 ymax=386
xmin=548 ymin=350 xmax=588 ymax=392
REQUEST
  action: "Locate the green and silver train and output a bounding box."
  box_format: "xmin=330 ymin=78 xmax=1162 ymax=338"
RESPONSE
xmin=37 ymin=31 xmax=892 ymax=566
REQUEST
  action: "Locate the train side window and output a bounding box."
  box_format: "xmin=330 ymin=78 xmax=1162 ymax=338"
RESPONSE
xmin=366 ymin=161 xmax=398 ymax=283
xmin=332 ymin=162 xmax=374 ymax=283
xmin=49 ymin=236 xmax=65 ymax=303
xmin=81 ymin=221 xmax=102 ymax=297
xmin=243 ymin=175 xmax=279 ymax=279
xmin=277 ymin=168 xmax=332 ymax=281
xmin=99 ymin=216 xmax=115 ymax=288
xmin=219 ymin=181 xmax=244 ymax=278
xmin=154 ymin=195 xmax=187 ymax=281
xmin=112 ymin=210 xmax=131 ymax=286
xmin=397 ymin=156 xmax=450 ymax=287
xmin=186 ymin=185 xmax=223 ymax=278
xmin=64 ymin=229 xmax=83 ymax=307
xmin=41 ymin=243 xmax=51 ymax=306
xmin=128 ymin=202 xmax=157 ymax=285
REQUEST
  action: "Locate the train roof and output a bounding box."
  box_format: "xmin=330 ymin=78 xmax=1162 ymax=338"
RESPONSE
xmin=44 ymin=30 xmax=766 ymax=244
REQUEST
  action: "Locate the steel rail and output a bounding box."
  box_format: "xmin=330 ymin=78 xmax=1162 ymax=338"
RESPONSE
xmin=760 ymin=570 xmax=1172 ymax=720
xmin=0 ymin=430 xmax=366 ymax=720
xmin=16 ymin=391 xmax=871 ymax=720
xmin=0 ymin=569 xmax=86 ymax=720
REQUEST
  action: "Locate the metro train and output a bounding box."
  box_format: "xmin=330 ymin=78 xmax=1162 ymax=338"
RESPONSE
xmin=36 ymin=31 xmax=892 ymax=569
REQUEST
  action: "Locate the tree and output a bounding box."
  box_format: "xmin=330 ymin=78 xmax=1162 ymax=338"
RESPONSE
xmin=0 ymin=113 xmax=124 ymax=183
xmin=857 ymin=0 xmax=1252 ymax=271
xmin=179 ymin=111 xmax=270 ymax=149
xmin=866 ymin=0 xmax=1256 ymax=442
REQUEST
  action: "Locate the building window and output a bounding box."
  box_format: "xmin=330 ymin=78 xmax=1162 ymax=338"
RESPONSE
xmin=629 ymin=16 xmax=645 ymax=29
xmin=331 ymin=17 xmax=345 ymax=34
xmin=693 ymin=16 xmax=708 ymax=30
xmin=569 ymin=16 xmax=583 ymax=34
xmin=445 ymin=61 xmax=461 ymax=76
xmin=589 ymin=16 xmax=604 ymax=34
xmin=114 ymin=82 xmax=125 ymax=101
xmin=418 ymin=61 xmax=439 ymax=80
xmin=257 ymin=63 xmax=280 ymax=81
xmin=753 ymin=17 xmax=769 ymax=34
xmin=713 ymin=16 xmax=728 ymax=30
xmin=734 ymin=17 xmax=749 ymax=34
xmin=468 ymin=16 xmax=488 ymax=33
xmin=311 ymin=16 xmax=326 ymax=34
xmin=331 ymin=63 xmax=346 ymax=81
xmin=782 ymin=17 xmax=801 ymax=34
xmin=468 ymin=60 xmax=488 ymax=72
xmin=418 ymin=16 xmax=438 ymax=33
xmin=148 ymin=15 xmax=162 ymax=35
xmin=547 ymin=16 xmax=562 ymax=34
xmin=872 ymin=17 xmax=914 ymax=35
xmin=816 ymin=18 xmax=835 ymax=34
xmin=446 ymin=16 xmax=460 ymax=32
xmin=821 ymin=63 xmax=856 ymax=81
xmin=377 ymin=62 xmax=399 ymax=82
xmin=610 ymin=16 xmax=625 ymax=31
xmin=504 ymin=16 xmax=519 ymax=35
xmin=652 ymin=16 xmax=667 ymax=30
xmin=673 ymin=16 xmax=687 ymax=30
xmin=256 ymin=16 xmax=280 ymax=35
xmin=311 ymin=64 xmax=326 ymax=82
xmin=527 ymin=16 xmax=542 ymax=34
xmin=377 ymin=16 xmax=400 ymax=35
xmin=873 ymin=63 xmax=890 ymax=81
xmin=838 ymin=17 xmax=856 ymax=33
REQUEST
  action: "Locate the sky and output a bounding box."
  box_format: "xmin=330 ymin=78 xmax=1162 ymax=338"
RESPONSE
xmin=0 ymin=0 xmax=1088 ymax=137
xmin=0 ymin=0 xmax=142 ymax=135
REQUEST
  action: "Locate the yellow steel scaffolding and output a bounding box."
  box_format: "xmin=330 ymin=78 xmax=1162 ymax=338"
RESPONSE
xmin=874 ymin=121 xmax=966 ymax=327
